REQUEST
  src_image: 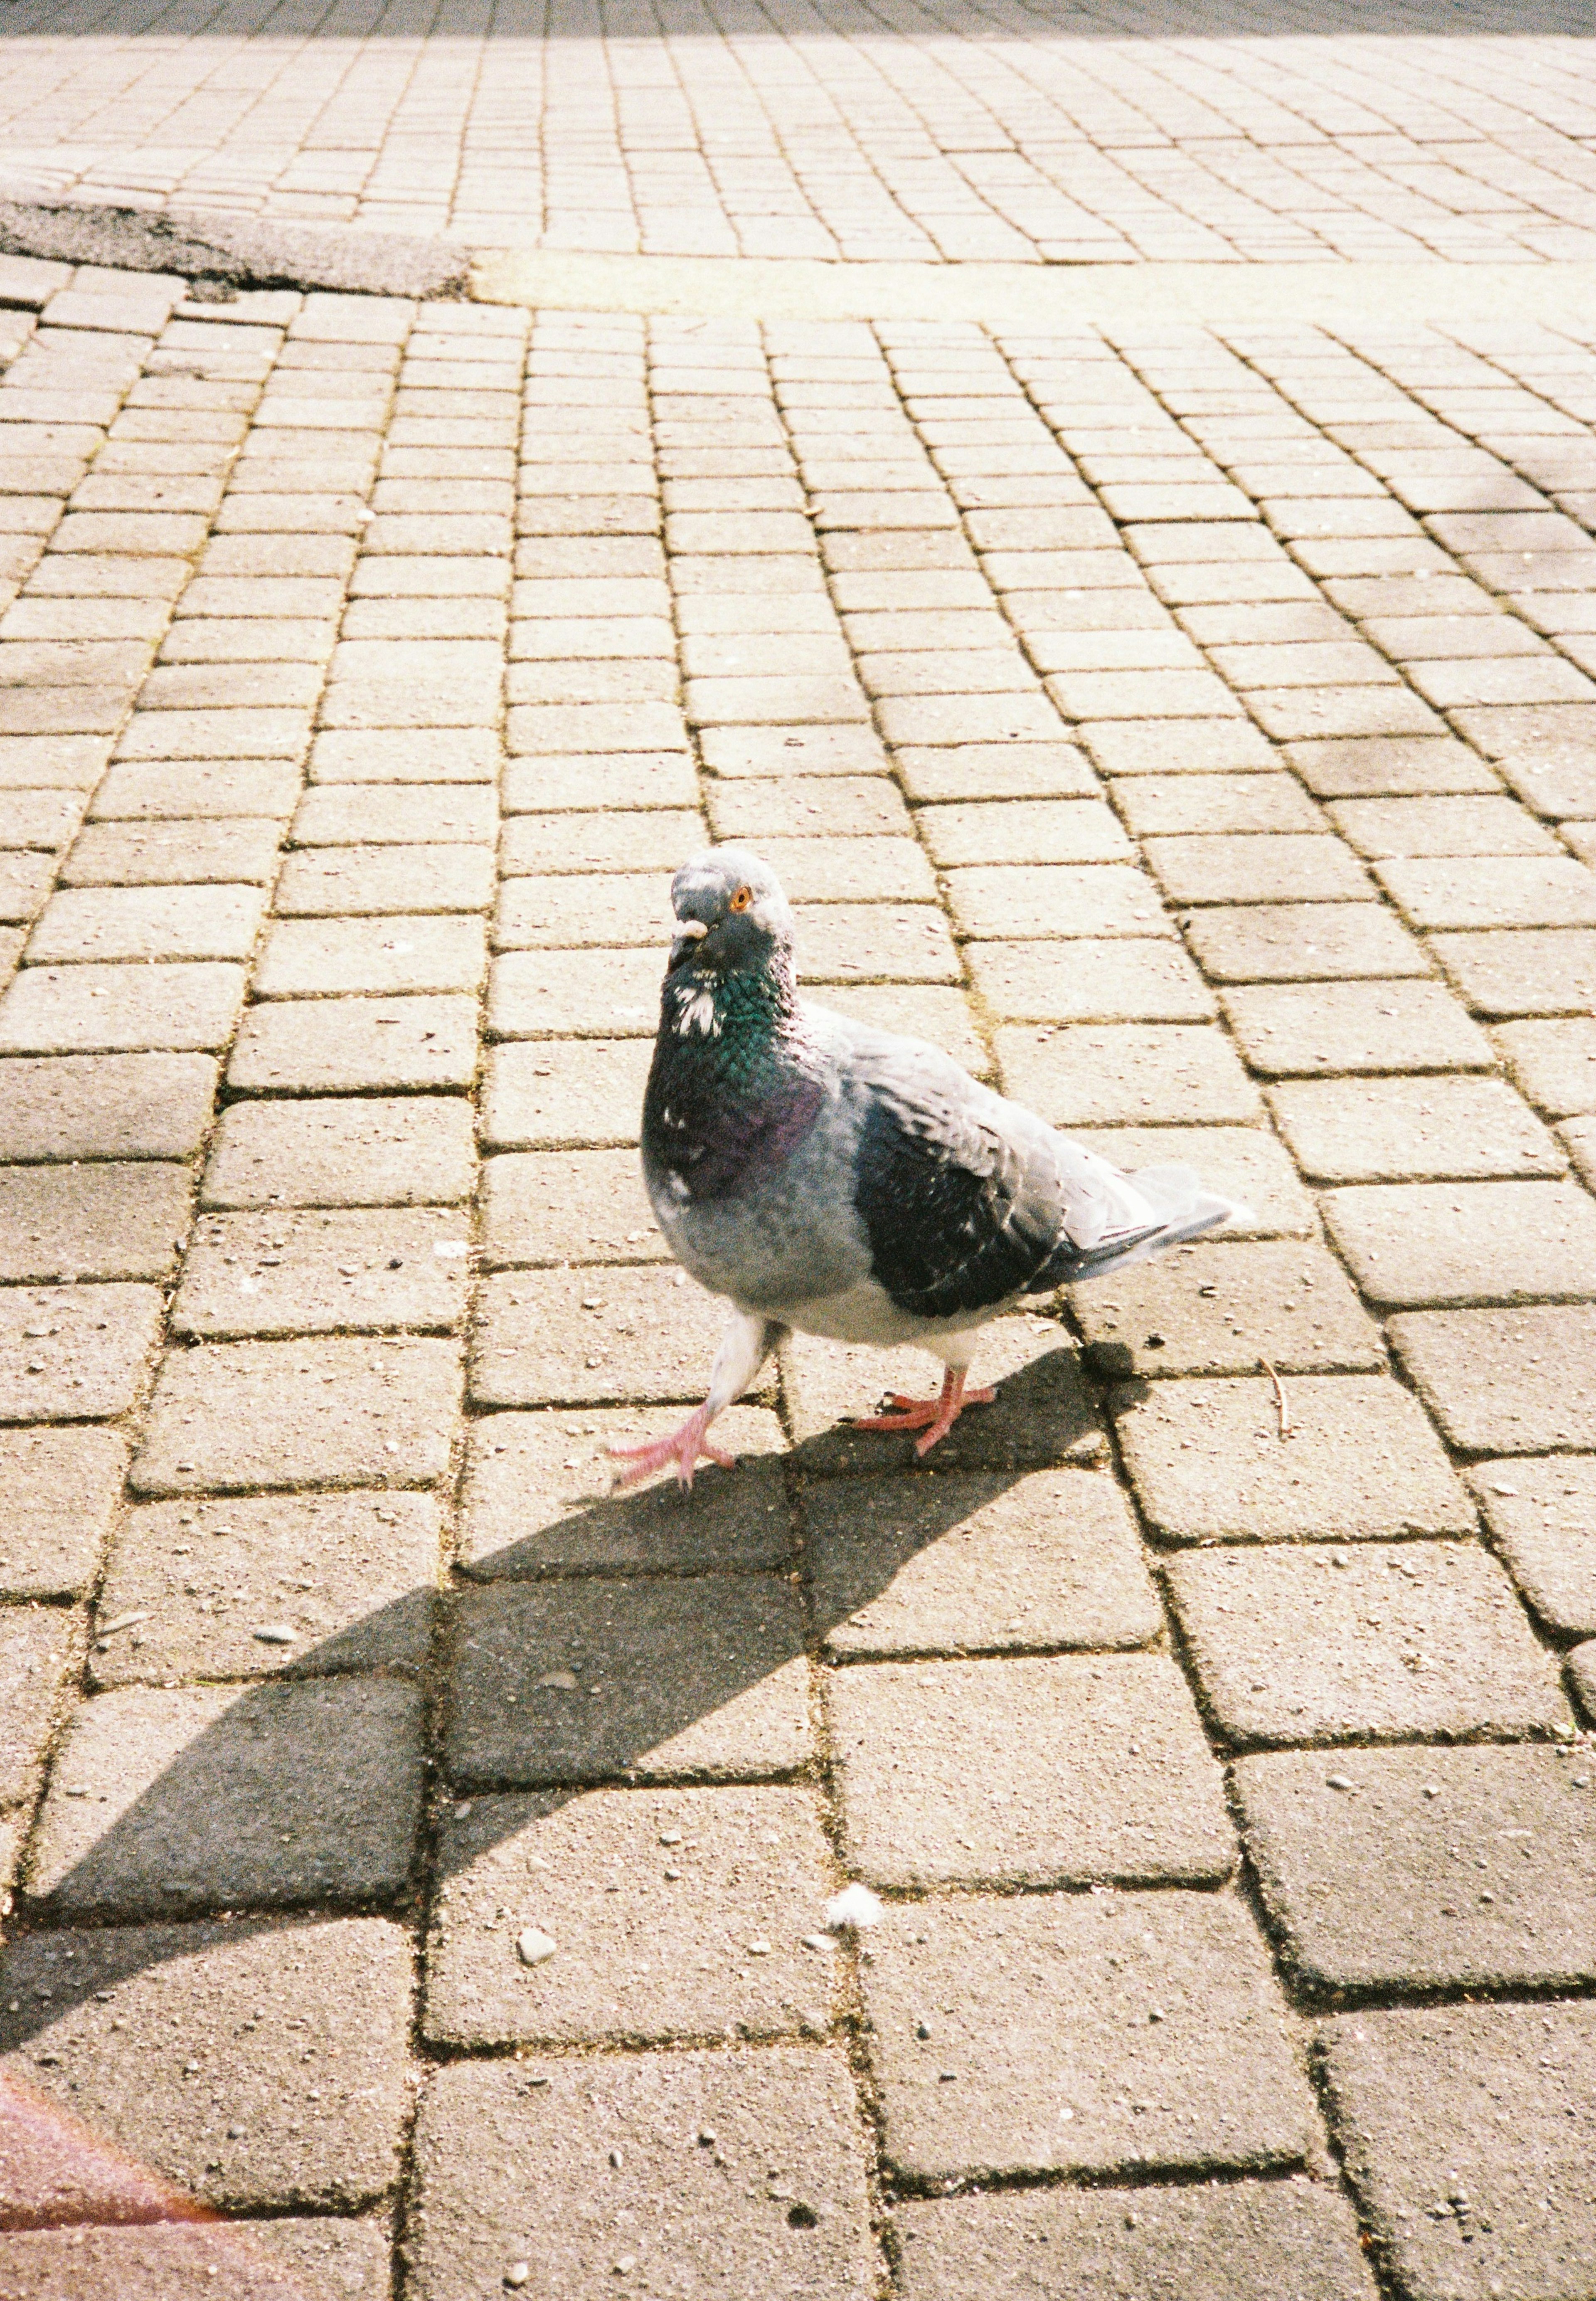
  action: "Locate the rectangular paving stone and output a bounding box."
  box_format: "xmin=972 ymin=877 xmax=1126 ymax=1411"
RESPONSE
xmin=1268 ymin=1076 xmax=1564 ymax=1183
xmin=27 ymin=1676 xmax=425 ymax=1916
xmin=131 ymin=1335 xmax=461 ymax=1494
xmin=1109 ymin=774 xmax=1322 ymax=837
xmin=0 ymin=2219 xmax=395 ymax=2299
xmin=0 ymin=1916 xmax=412 ymax=2210
xmin=1075 ymin=1239 xmax=1379 ymax=1380
xmin=0 ymin=1052 xmax=217 ymax=1161
xmin=481 ymin=1038 xmax=652 ymax=1151
xmin=0 ymin=1607 xmax=77 ymax=1804
xmin=486 ymin=946 xmax=660 ymax=1038
xmin=1390 ymin=1306 xmax=1596 ymax=1454
xmin=445 ymin=1576 xmax=810 ymax=1788
xmin=830 ymin=1650 xmax=1232 ymax=1892
xmin=253 ymin=915 xmax=487 ymax=999
xmin=1376 ymin=855 xmax=1596 ymax=931
xmin=918 ymin=800 xmax=1130 ymax=868
xmin=409 ymin=2050 xmax=874 ymax=2301
xmin=275 ymin=843 xmax=495 ymax=915
xmin=965 ymin=938 xmax=1213 ymax=1023
xmin=1165 ymin=1542 xmax=1569 ymax=1748
xmin=228 ymin=994 xmax=478 ymax=1093
xmin=862 ymin=1890 xmax=1316 ymax=2183
xmin=172 ymin=1207 xmax=471 ymax=1337
xmin=90 ymin=761 xmax=299 ymax=821
xmin=62 ymin=818 xmax=285 ymax=886
xmin=480 ymin=1148 xmax=660 ymax=1268
xmin=91 ymin=1490 xmax=440 ymax=1688
xmin=944 ymin=864 xmax=1170 ymax=942
xmin=997 ymin=1023 xmax=1261 ymax=1124
xmin=0 ymin=1280 xmax=162 ymax=1421
xmin=1472 ymin=1457 xmax=1596 ymax=1637
xmin=0 ymin=1161 xmax=190 ymax=1282
xmin=470 ymin=1265 xmax=744 ymax=1410
xmin=202 ymin=1095 xmax=475 ymax=1207
xmin=1433 ymin=929 xmax=1596 ymax=1019
xmin=0 ymin=1424 xmax=125 ymax=1599
xmin=1320 ymin=2002 xmax=1596 ymax=2301
xmin=893 ymin=2181 xmax=1377 ymax=2301
xmin=803 ymin=1468 xmax=1160 ymax=1658
xmin=1237 ymin=1745 xmax=1596 ymax=1994
xmin=1182 ymin=902 xmax=1426 ymax=983
xmin=1329 ymin=794 xmax=1558 ymax=860
xmin=1497 ymin=1017 xmax=1596 ymax=1117
xmin=1113 ymin=1374 xmax=1473 ymax=1546
xmin=425 ymin=1783 xmax=833 ymax=2047
xmin=1323 ymin=1180 xmax=1596 ymax=1307
xmin=0 ymin=961 xmax=246 ymax=1053
xmin=1143 ymin=834 xmax=1370 ymax=906
xmin=498 ymin=807 xmax=704 ymax=878
xmin=26 ymin=883 xmax=266 ymax=964
xmin=1220 ymin=980 xmax=1492 ymax=1075
xmin=459 ymin=1405 xmax=790 ymax=1578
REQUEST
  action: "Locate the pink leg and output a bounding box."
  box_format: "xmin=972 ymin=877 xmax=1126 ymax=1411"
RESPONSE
xmin=854 ymin=1367 xmax=997 ymax=1456
xmin=607 ymin=1401 xmax=737 ymax=1492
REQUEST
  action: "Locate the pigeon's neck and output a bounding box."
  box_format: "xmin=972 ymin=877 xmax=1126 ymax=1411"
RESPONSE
xmin=645 ymin=951 xmax=822 ymax=1203
xmin=659 ymin=950 xmax=802 ymax=1077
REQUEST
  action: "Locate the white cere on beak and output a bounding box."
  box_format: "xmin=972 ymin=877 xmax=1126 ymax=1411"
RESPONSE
xmin=672 ymin=916 xmax=709 ymax=941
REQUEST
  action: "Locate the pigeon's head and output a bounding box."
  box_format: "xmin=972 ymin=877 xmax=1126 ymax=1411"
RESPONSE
xmin=668 ymin=847 xmax=794 ymax=977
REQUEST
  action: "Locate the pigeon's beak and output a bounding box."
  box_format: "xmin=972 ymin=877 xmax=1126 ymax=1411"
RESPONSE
xmin=667 ymin=915 xmax=710 ymax=972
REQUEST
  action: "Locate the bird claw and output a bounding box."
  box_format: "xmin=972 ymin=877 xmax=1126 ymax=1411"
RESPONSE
xmin=607 ymin=1405 xmax=735 ymax=1492
xmin=853 ymin=1374 xmax=997 ymax=1456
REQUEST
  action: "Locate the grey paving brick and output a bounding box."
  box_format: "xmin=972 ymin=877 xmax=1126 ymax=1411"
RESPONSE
xmin=479 ymin=1148 xmax=658 ymax=1267
xmin=1391 ymin=1305 xmax=1596 ymax=1454
xmin=25 ymin=884 xmax=266 ymax=965
xmin=0 ymin=2219 xmax=393 ymax=2300
xmin=0 ymin=961 xmax=246 ymax=1053
xmin=470 ymin=1264 xmax=734 ymax=1409
xmin=1320 ymin=2002 xmax=1596 ymax=2301
xmin=1220 ymin=980 xmax=1492 ymax=1075
xmin=458 ymin=1405 xmax=790 ymax=1578
xmin=1183 ymin=901 xmax=1426 ymax=983
xmin=173 ymin=1206 xmax=470 ymax=1337
xmin=0 ymin=1279 xmax=162 ymax=1421
xmin=274 ymin=842 xmax=495 ymax=916
xmin=202 ymin=1095 xmax=475 ymax=1208
xmin=1471 ymin=1458 xmax=1596 ymax=1637
xmin=485 ymin=946 xmax=660 ymax=1038
xmin=61 ymin=817 xmax=284 ymax=888
xmin=0 ymin=1161 xmax=190 ymax=1282
xmin=919 ymin=799 xmax=1130 ymax=868
xmin=1323 ymin=1179 xmax=1596 ymax=1307
xmin=965 ymin=937 xmax=1213 ymax=1022
xmin=445 ymin=1576 xmax=810 ymax=1788
xmin=1328 ymin=794 xmax=1558 ymax=860
xmin=1110 ymin=773 xmax=1322 ymax=837
xmin=492 ymin=870 xmax=672 ymax=947
xmin=1377 ymin=855 xmax=1596 ymax=932
xmin=804 ymin=1467 xmax=1159 ymax=1658
xmin=945 ymin=863 xmax=1170 ymax=942
xmin=481 ymin=1036 xmax=652 ymax=1149
xmin=1144 ymin=834 xmax=1370 ymax=907
xmin=498 ymin=807 xmax=703 ymax=878
xmin=91 ymin=1490 xmax=439 ymax=1688
xmin=1238 ymin=1744 xmax=1596 ymax=1993
xmin=0 ymin=1916 xmax=411 ymax=2210
xmin=893 ymin=2180 xmax=1377 ymax=2301
xmin=0 ymin=1606 xmax=77 ymax=1803
xmin=131 ymin=1335 xmax=461 ymax=1494
xmin=1434 ymin=928 xmax=1596 ymax=1018
xmin=862 ymin=1890 xmax=1315 ymax=2183
xmin=252 ymin=915 xmax=487 ymax=999
xmin=1075 ymin=1239 xmax=1379 ymax=1380
xmin=997 ymin=1023 xmax=1261 ymax=1125
xmin=0 ymin=1051 xmax=216 ymax=1161
xmin=1284 ymin=732 xmax=1500 ymax=798
xmin=409 ymin=2049 xmax=874 ymax=2301
xmin=228 ymin=994 xmax=478 ymax=1093
xmin=1114 ymin=1374 xmax=1472 ymax=1545
xmin=1269 ymin=1075 xmax=1564 ymax=1183
xmin=1165 ymin=1541 xmax=1569 ymax=1748
xmin=0 ymin=1424 xmax=124 ymax=1600
xmin=425 ymin=1783 xmax=833 ymax=2047
xmin=831 ymin=1650 xmax=1231 ymax=1891
xmin=89 ymin=762 xmax=300 ymax=822
xmin=1497 ymin=1017 xmax=1596 ymax=1117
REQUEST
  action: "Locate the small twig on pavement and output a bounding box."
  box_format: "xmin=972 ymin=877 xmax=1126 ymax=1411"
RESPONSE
xmin=1261 ymin=1358 xmax=1291 ymax=1440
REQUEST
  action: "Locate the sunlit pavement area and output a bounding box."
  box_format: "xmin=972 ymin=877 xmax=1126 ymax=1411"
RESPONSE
xmin=1 ymin=5 xmax=1596 ymax=2299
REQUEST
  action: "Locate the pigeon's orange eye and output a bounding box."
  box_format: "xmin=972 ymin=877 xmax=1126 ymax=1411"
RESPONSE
xmin=729 ymin=885 xmax=753 ymax=913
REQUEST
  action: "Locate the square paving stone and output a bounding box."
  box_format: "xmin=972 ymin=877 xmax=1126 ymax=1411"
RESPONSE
xmin=1269 ymin=1076 xmax=1564 ymax=1183
xmin=1182 ymin=903 xmax=1427 ymax=983
xmin=425 ymin=1783 xmax=834 ymax=2047
xmin=1220 ymin=981 xmax=1492 ymax=1075
xmin=997 ymin=1024 xmax=1261 ymax=1125
xmin=0 ymin=962 xmax=246 ymax=1054
xmin=1113 ymin=1374 xmax=1473 ymax=1545
xmin=172 ymin=1206 xmax=471 ymax=1337
xmin=0 ymin=1425 xmax=125 ymax=1597
xmin=893 ymin=2179 xmax=1377 ymax=2301
xmin=482 ymin=1038 xmax=652 ymax=1150
xmin=1074 ymin=1240 xmax=1380 ymax=1381
xmin=479 ymin=1149 xmax=661 ymax=1267
xmin=1066 ymin=1126 xmax=1316 ymax=1239
xmin=1433 ymin=928 xmax=1596 ymax=1019
xmin=803 ymin=1468 xmax=1160 ymax=1657
xmin=1323 ymin=1180 xmax=1596 ymax=1307
xmin=409 ymin=2049 xmax=875 ymax=2301
xmin=782 ymin=1318 xmax=1104 ymax=1474
xmin=0 ymin=1052 xmax=217 ymax=1160
xmin=1471 ymin=1457 xmax=1596 ymax=1636
xmin=26 ymin=1677 xmax=425 ymax=1916
xmin=1237 ymin=1744 xmax=1596 ymax=1993
xmin=965 ymin=938 xmax=1214 ymax=1023
xmin=458 ymin=1406 xmax=791 ymax=1578
xmin=445 ymin=1576 xmax=810 ymax=1788
xmin=862 ymin=1890 xmax=1316 ymax=2184
xmin=228 ymin=995 xmax=478 ymax=1093
xmin=1164 ymin=1541 xmax=1569 ymax=1749
xmin=0 ymin=1916 xmax=411 ymax=2210
xmin=830 ymin=1651 xmax=1232 ymax=1892
xmin=0 ymin=1607 xmax=78 ymax=1803
xmin=202 ymin=1095 xmax=476 ymax=1208
xmin=0 ymin=1281 xmax=163 ymax=1421
xmin=1497 ymin=1018 xmax=1596 ymax=1117
xmin=0 ymin=1162 xmax=190 ymax=1282
xmin=131 ymin=1335 xmax=462 ymax=1494
xmin=1320 ymin=2001 xmax=1596 ymax=2301
xmin=471 ymin=1266 xmax=738 ymax=1409
xmin=1390 ymin=1306 xmax=1596 ymax=1453
xmin=90 ymin=1490 xmax=440 ymax=1688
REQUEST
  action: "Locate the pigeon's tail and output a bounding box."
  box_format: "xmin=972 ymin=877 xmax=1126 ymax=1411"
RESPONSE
xmin=1031 ymin=1163 xmax=1251 ymax=1290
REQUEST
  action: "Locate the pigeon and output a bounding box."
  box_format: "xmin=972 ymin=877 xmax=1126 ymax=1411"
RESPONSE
xmin=610 ymin=846 xmax=1247 ymax=1489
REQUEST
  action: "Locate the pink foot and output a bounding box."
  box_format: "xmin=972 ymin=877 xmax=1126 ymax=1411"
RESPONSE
xmin=607 ymin=1402 xmax=736 ymax=1492
xmin=854 ymin=1369 xmax=997 ymax=1457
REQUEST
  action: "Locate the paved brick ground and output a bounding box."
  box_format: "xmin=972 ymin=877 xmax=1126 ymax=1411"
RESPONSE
xmin=0 ymin=232 xmax=1595 ymax=2301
